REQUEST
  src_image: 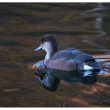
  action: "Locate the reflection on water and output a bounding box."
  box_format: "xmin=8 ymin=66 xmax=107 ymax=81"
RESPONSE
xmin=81 ymin=3 xmax=108 ymax=36
xmin=34 ymin=53 xmax=110 ymax=92
xmin=95 ymin=54 xmax=110 ymax=75
xmin=0 ymin=3 xmax=110 ymax=107
xmin=95 ymin=3 xmax=107 ymax=36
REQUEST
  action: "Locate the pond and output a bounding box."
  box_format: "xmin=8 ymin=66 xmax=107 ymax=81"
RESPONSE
xmin=0 ymin=3 xmax=110 ymax=107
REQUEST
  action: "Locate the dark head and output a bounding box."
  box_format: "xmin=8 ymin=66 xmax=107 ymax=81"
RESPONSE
xmin=34 ymin=34 xmax=58 ymax=64
xmin=35 ymin=34 xmax=58 ymax=54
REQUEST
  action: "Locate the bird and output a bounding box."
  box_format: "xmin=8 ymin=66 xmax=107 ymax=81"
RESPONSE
xmin=33 ymin=34 xmax=101 ymax=91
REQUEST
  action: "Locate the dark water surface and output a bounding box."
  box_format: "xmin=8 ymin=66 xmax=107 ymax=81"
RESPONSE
xmin=0 ymin=3 xmax=110 ymax=107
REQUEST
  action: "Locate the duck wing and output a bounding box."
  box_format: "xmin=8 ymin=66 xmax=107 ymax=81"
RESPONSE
xmin=47 ymin=48 xmax=93 ymax=71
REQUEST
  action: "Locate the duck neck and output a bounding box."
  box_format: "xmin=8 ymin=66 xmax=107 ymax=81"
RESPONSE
xmin=44 ymin=50 xmax=57 ymax=65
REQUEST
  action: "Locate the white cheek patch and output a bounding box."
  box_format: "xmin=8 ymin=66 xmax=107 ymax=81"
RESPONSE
xmin=84 ymin=64 xmax=93 ymax=70
xmin=42 ymin=42 xmax=52 ymax=52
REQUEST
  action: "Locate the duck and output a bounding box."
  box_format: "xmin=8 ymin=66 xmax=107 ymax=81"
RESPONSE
xmin=33 ymin=34 xmax=101 ymax=91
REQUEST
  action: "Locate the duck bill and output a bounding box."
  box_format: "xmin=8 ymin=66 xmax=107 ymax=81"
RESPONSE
xmin=34 ymin=44 xmax=42 ymax=51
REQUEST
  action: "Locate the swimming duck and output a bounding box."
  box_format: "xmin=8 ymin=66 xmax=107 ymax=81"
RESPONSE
xmin=33 ymin=34 xmax=100 ymax=91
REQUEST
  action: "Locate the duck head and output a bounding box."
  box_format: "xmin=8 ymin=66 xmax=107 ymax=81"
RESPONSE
xmin=35 ymin=34 xmax=58 ymax=64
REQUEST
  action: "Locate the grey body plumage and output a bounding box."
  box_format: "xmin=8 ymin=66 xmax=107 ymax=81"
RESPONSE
xmin=33 ymin=34 xmax=100 ymax=91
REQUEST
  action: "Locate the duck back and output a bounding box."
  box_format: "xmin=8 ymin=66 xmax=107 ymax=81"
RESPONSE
xmin=47 ymin=48 xmax=95 ymax=71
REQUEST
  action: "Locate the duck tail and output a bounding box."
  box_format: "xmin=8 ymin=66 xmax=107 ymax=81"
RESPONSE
xmin=94 ymin=57 xmax=110 ymax=76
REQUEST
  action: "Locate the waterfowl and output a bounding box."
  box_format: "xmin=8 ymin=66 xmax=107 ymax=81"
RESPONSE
xmin=33 ymin=34 xmax=101 ymax=91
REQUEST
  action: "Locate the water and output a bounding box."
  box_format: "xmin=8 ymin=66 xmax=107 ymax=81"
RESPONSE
xmin=0 ymin=3 xmax=110 ymax=107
